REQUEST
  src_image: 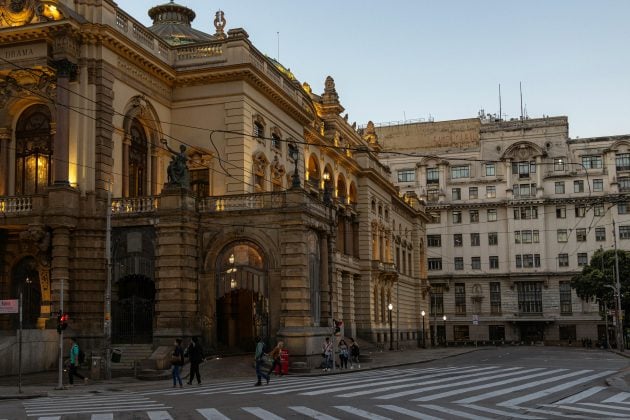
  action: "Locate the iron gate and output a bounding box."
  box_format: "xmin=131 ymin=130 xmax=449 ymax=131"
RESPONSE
xmin=112 ymin=296 xmax=154 ymax=344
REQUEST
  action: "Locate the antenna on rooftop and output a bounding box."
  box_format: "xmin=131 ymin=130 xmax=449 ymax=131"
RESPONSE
xmin=519 ymin=81 xmax=524 ymax=120
xmin=498 ymin=83 xmax=502 ymax=121
xmin=277 ymin=32 xmax=280 ymax=61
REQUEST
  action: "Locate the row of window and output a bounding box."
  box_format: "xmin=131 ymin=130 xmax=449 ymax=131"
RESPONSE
xmin=429 ymin=253 xmax=589 ymax=271
xmin=428 ymin=233 xmax=498 ymax=248
xmin=430 ymin=281 xmax=572 ymax=317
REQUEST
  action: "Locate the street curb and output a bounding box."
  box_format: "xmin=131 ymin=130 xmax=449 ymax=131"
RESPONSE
xmin=0 ymin=393 xmax=47 ymax=400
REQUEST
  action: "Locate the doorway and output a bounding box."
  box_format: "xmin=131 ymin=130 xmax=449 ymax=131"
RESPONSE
xmin=112 ymin=274 xmax=155 ymax=344
xmin=11 ymin=257 xmax=41 ymax=329
xmin=519 ymin=323 xmax=544 ymax=343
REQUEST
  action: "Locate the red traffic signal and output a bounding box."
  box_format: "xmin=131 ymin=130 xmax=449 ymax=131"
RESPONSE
xmin=56 ymin=311 xmax=69 ymax=333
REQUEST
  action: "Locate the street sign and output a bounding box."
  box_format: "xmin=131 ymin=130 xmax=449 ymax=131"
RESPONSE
xmin=0 ymin=299 xmax=18 ymax=314
xmin=472 ymin=314 xmax=479 ymax=325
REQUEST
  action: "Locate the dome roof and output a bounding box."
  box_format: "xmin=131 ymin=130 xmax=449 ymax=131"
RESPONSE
xmin=147 ymin=1 xmax=214 ymax=46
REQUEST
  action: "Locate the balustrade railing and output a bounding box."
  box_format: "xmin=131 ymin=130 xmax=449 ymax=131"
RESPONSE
xmin=0 ymin=196 xmax=32 ymax=214
xmin=111 ymin=197 xmax=158 ymax=214
xmin=197 ymin=192 xmax=286 ymax=212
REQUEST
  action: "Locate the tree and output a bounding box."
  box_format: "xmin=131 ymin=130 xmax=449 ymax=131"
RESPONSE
xmin=571 ymin=249 xmax=630 ymax=318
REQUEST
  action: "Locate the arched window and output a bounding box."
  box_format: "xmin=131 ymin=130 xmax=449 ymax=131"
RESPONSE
xmin=15 ymin=105 xmax=52 ymax=195
xmin=128 ymin=118 xmax=148 ymax=197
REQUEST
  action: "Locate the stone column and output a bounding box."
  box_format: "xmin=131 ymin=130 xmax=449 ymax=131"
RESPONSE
xmin=0 ymin=128 xmax=11 ymax=195
xmin=122 ymin=134 xmax=131 ymax=197
xmin=52 ymin=60 xmax=77 ymax=186
xmin=320 ymin=234 xmax=330 ymax=323
xmin=50 ymin=227 xmax=71 ymax=315
xmin=535 ymin=156 xmax=543 ymax=197
xmin=505 ymin=159 xmax=513 ymax=197
xmin=151 ymin=145 xmax=159 ymax=196
xmin=341 ymin=272 xmax=356 ymax=338
xmin=345 ymin=217 xmax=353 ymax=258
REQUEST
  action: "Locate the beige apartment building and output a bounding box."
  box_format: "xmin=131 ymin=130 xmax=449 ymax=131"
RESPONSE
xmin=0 ymin=0 xmax=429 ymax=374
xmin=378 ymin=115 xmax=630 ymax=346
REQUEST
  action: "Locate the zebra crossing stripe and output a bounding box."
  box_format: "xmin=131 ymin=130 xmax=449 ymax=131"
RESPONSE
xmin=341 ymin=366 xmax=508 ymax=398
xmin=460 ymin=404 xmax=543 ymax=419
xmin=242 ymin=407 xmax=284 ymax=420
xmin=35 ymin=418 xmax=60 ymax=420
xmin=289 ymin=406 xmax=339 ymax=419
xmin=544 ymin=404 xmax=626 ymax=417
xmin=449 ymin=368 xmax=577 ymax=403
xmin=25 ymin=405 xmax=171 ymax=416
xmin=147 ymin=411 xmax=174 ymax=420
xmin=603 ymin=391 xmax=630 ymax=403
xmin=334 ymin=405 xmax=392 ymax=420
xmin=510 ymin=406 xmax=591 ymax=419
xmin=580 ymin=402 xmax=630 ymax=412
xmin=91 ymin=415 xmax=113 ymax=420
xmin=498 ymin=370 xmax=615 ymax=407
xmin=419 ymin=404 xmax=493 ymax=420
xmin=376 ymin=405 xmax=443 ymax=420
xmin=375 ymin=367 xmax=532 ymax=400
xmin=554 ymin=386 xmax=607 ymax=404
xmin=197 ymin=408 xmax=230 ymax=420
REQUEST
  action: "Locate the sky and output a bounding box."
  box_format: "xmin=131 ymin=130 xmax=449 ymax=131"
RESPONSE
xmin=124 ymin=1 xmax=630 ymax=139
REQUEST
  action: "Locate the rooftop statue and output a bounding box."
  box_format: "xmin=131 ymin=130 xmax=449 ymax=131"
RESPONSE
xmin=162 ymin=139 xmax=190 ymax=189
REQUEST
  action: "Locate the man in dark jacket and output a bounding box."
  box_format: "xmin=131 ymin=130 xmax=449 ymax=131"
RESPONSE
xmin=186 ymin=336 xmax=204 ymax=385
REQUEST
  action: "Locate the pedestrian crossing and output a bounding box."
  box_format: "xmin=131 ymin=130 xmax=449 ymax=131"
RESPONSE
xmin=24 ymin=365 xmax=630 ymax=418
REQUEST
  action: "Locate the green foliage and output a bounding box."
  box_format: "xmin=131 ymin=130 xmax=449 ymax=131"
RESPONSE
xmin=571 ymin=249 xmax=630 ymax=311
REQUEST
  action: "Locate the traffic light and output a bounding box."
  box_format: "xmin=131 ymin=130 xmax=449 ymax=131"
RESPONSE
xmin=56 ymin=311 xmax=69 ymax=333
xmin=334 ymin=319 xmax=342 ymax=335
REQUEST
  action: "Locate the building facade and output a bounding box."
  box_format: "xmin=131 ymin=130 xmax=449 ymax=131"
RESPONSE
xmin=379 ymin=115 xmax=630 ymax=346
xmin=0 ymin=0 xmax=429 ymax=373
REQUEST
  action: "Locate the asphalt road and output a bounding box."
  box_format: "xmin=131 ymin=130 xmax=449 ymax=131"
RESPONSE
xmin=3 ymin=347 xmax=629 ymax=419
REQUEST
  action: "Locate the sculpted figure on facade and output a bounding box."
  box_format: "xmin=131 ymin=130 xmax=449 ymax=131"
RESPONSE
xmin=162 ymin=139 xmax=190 ymax=189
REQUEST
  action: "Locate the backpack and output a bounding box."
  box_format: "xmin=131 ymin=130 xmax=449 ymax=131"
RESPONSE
xmin=78 ymin=348 xmax=85 ymax=365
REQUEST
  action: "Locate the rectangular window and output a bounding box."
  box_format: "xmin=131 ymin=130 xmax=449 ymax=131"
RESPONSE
xmin=490 ymin=282 xmax=501 ymax=314
xmin=452 ymin=188 xmax=461 ymax=201
xmin=517 ymin=282 xmax=543 ymax=314
xmin=430 ymin=284 xmax=444 ymax=316
xmin=514 ymin=206 xmax=538 ymax=220
xmin=514 ymin=231 xmax=521 ymax=244
xmin=489 ymin=325 xmax=505 ymax=341
xmin=397 ymin=169 xmax=415 ymax=183
xmin=427 ymin=235 xmax=441 ymax=247
xmin=555 ymin=182 xmax=565 ymax=194
xmin=429 ymin=212 xmax=441 ymax=224
xmin=489 ymin=256 xmax=499 ymax=269
xmin=515 ymin=255 xmax=522 ymax=268
xmin=594 ymin=204 xmax=605 ymax=216
xmin=557 ymin=229 xmax=568 ymax=242
xmin=487 ymin=209 xmax=497 ymax=221
xmin=577 ymin=253 xmax=588 ymax=266
xmin=593 ymin=179 xmax=604 ymax=192
xmin=582 ymin=155 xmax=603 ymax=169
xmin=454 ymin=234 xmax=463 ymax=247
xmin=488 ymin=232 xmax=498 ymax=246
xmin=616 ymin=153 xmax=630 ymax=171
xmin=554 ymin=158 xmax=565 ymax=171
xmin=575 ymin=205 xmax=586 ymax=217
xmin=523 ymin=254 xmax=534 ymax=268
xmin=455 ymin=283 xmax=466 ymax=315
xmin=576 ymin=228 xmax=587 ymax=242
xmin=596 ymin=227 xmax=606 ymax=241
xmin=428 ymin=258 xmax=443 ymax=271
xmin=469 ymin=187 xmax=478 ymax=199
xmin=620 ymin=177 xmax=630 ymax=192
xmin=574 ymin=180 xmax=584 ymax=193
xmin=470 ymin=233 xmax=480 ymax=246
xmin=513 ymin=161 xmax=535 ymax=178
xmin=620 ymin=226 xmax=630 ymax=240
xmin=427 ymin=187 xmax=439 ymax=202
xmin=471 ymin=257 xmax=481 ymax=270
xmin=426 ymin=168 xmax=439 ymax=184
xmin=619 ymin=202 xmax=630 ymax=215
xmin=454 ymin=257 xmax=464 ymax=271
xmin=559 ymin=325 xmax=577 ymax=341
xmin=453 ymin=211 xmax=462 ymax=224
xmin=485 ymin=163 xmax=495 ymax=176
xmin=453 ymin=325 xmax=470 ymax=341
xmin=469 ymin=209 xmax=479 ymax=223
xmin=515 ymin=183 xmax=536 ymax=198
xmin=486 ymin=186 xmax=496 ymax=198
xmin=556 ymin=207 xmax=566 ymax=219
xmin=451 ymin=165 xmax=470 ymax=179
xmin=560 ymin=281 xmax=572 ymax=315
xmin=558 ymin=253 xmax=569 ymax=267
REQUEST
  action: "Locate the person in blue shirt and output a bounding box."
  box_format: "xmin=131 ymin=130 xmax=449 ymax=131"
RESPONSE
xmin=68 ymin=337 xmax=87 ymax=385
xmin=254 ymin=336 xmax=269 ymax=386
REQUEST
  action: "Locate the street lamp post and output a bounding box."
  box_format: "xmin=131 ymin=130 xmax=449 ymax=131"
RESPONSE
xmin=613 ymin=220 xmax=625 ymax=352
xmin=388 ymin=303 xmax=393 ymax=351
xmin=421 ymin=310 xmax=426 ymax=349
xmin=442 ymin=315 xmax=447 ymax=346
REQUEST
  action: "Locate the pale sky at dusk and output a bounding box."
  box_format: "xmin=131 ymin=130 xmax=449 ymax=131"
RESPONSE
xmin=123 ymin=1 xmax=630 ymax=139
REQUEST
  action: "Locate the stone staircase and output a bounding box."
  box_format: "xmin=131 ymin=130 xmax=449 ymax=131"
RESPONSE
xmin=110 ymin=344 xmax=154 ymax=370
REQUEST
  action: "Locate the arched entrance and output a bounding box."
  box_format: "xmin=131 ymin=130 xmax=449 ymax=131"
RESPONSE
xmin=216 ymin=241 xmax=268 ymax=352
xmin=11 ymin=257 xmax=41 ymax=329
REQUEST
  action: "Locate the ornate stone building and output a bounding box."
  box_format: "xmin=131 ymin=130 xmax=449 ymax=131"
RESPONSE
xmin=0 ymin=0 xmax=428 ymax=373
xmin=379 ymin=115 xmax=630 ymax=346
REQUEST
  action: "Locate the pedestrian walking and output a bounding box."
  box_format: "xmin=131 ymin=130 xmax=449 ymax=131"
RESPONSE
xmin=322 ymin=337 xmax=333 ymax=371
xmin=68 ymin=337 xmax=87 ymax=386
xmin=267 ymin=340 xmax=284 ymax=376
xmin=254 ymin=336 xmax=270 ymax=386
xmin=349 ymin=337 xmax=360 ymax=369
xmin=186 ymin=336 xmax=203 ymax=385
xmin=171 ymin=338 xmax=184 ymax=388
xmin=338 ymin=339 xmax=349 ymax=369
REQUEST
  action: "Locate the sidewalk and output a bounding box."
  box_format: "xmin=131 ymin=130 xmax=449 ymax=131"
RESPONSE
xmin=0 ymin=346 xmax=482 ymax=400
